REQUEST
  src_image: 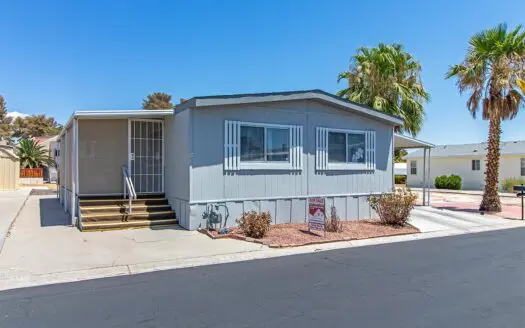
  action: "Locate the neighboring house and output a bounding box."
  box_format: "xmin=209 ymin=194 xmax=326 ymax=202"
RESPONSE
xmin=57 ymin=89 xmax=413 ymax=231
xmin=405 ymin=141 xmax=525 ymax=190
xmin=394 ymin=162 xmax=407 ymax=176
xmin=33 ymin=135 xmax=58 ymax=182
xmin=0 ymin=141 xmax=20 ymax=191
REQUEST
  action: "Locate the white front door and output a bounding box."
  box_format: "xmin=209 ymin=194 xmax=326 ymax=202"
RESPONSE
xmin=129 ymin=119 xmax=164 ymax=194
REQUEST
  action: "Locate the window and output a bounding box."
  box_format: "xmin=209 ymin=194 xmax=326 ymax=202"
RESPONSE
xmin=471 ymin=159 xmax=481 ymax=171
xmin=327 ymin=132 xmax=366 ymax=164
xmin=521 ymin=158 xmax=525 ymax=176
xmin=224 ymin=120 xmax=303 ymax=170
xmin=240 ymin=126 xmax=289 ymax=162
xmin=410 ymin=160 xmax=417 ymax=175
xmin=316 ymin=127 xmax=375 ymax=170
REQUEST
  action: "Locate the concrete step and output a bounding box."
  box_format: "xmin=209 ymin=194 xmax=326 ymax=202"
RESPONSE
xmin=80 ymin=204 xmax=172 ymax=215
xmin=81 ymin=218 xmax=178 ymax=231
xmin=79 ymin=198 xmax=169 ymax=207
xmin=81 ymin=210 xmax=176 ymax=223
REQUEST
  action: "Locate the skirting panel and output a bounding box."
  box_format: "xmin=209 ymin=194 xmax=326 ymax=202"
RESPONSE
xmin=187 ymin=195 xmax=378 ymax=230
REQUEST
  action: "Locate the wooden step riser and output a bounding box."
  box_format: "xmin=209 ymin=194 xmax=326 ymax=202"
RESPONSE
xmin=79 ymin=199 xmax=169 ymax=207
xmin=80 ymin=206 xmax=172 ymax=215
xmin=81 ymin=212 xmax=176 ymax=223
xmin=81 ymin=219 xmax=178 ymax=231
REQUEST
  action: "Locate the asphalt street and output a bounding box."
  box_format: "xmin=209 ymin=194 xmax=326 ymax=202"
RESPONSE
xmin=2 ymin=227 xmax=525 ymax=327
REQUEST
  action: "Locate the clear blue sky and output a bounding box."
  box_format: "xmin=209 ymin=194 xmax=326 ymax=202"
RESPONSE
xmin=1 ymin=0 xmax=524 ymax=145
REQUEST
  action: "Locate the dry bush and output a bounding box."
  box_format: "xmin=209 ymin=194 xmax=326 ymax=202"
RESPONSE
xmin=368 ymin=189 xmax=417 ymax=226
xmin=236 ymin=211 xmax=272 ymax=238
xmin=325 ymin=206 xmax=343 ymax=232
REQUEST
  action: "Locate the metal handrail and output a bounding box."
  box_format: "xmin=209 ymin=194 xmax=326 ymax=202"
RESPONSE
xmin=121 ymin=166 xmax=137 ymax=214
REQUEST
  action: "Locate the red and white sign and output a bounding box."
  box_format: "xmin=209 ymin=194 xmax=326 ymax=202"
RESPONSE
xmin=308 ymin=197 xmax=325 ymax=232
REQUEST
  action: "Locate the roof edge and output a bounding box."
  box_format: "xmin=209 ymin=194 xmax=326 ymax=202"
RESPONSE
xmin=177 ymin=89 xmax=403 ymax=126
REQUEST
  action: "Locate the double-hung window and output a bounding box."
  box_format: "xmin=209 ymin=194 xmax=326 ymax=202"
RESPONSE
xmin=224 ymin=121 xmax=303 ymax=170
xmin=472 ymin=159 xmax=481 ymax=171
xmin=316 ymin=127 xmax=375 ymax=170
xmin=410 ymin=160 xmax=417 ymax=175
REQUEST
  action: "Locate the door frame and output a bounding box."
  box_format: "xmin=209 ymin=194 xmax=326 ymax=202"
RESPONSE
xmin=127 ymin=118 xmax=165 ymax=194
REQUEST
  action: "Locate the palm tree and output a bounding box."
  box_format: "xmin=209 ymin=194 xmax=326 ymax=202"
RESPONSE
xmin=337 ymin=43 xmax=430 ymax=136
xmin=15 ymin=138 xmax=54 ymax=168
xmin=142 ymin=92 xmax=174 ymax=110
xmin=446 ymin=24 xmax=525 ymax=212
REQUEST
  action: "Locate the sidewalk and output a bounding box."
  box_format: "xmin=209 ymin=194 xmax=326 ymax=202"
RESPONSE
xmin=0 ymin=194 xmax=524 ymax=291
xmin=0 ymin=188 xmax=33 ymax=251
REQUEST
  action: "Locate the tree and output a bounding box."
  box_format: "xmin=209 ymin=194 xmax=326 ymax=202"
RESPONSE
xmin=12 ymin=115 xmax=62 ymax=139
xmin=394 ymin=149 xmax=408 ymax=163
xmin=142 ymin=92 xmax=174 ymax=109
xmin=337 ymin=43 xmax=430 ymax=137
xmin=446 ymin=23 xmax=525 ymax=212
xmin=0 ymin=96 xmax=12 ymax=143
xmin=16 ymin=138 xmax=54 ymax=168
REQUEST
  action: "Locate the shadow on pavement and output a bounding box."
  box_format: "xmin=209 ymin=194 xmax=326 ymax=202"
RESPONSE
xmin=39 ymin=197 xmax=69 ymax=227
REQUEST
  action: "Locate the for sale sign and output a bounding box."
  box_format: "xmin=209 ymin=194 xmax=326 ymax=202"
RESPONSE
xmin=308 ymin=197 xmax=325 ymax=233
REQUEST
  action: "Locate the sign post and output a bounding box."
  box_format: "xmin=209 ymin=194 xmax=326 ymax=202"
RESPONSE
xmin=308 ymin=197 xmax=326 ymax=236
xmin=513 ymin=184 xmax=525 ymax=220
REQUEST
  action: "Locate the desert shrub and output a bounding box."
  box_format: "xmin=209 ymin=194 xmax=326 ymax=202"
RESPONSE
xmin=434 ymin=174 xmax=462 ymax=190
xmin=394 ymin=175 xmax=406 ymax=185
xmin=368 ymin=189 xmax=417 ymax=226
xmin=501 ymin=177 xmax=525 ymax=192
xmin=325 ymin=206 xmax=343 ymax=232
xmin=236 ymin=211 xmax=272 ymax=238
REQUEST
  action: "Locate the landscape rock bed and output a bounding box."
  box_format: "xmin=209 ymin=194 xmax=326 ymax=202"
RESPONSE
xmin=200 ymin=221 xmax=419 ymax=248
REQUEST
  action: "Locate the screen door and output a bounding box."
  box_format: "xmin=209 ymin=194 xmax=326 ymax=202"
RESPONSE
xmin=129 ymin=120 xmax=164 ymax=193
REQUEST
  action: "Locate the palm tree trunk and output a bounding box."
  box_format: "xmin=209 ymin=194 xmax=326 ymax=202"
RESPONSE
xmin=479 ymin=115 xmax=502 ymax=212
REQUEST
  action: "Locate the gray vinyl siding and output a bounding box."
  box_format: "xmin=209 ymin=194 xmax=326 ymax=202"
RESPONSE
xmin=164 ymin=110 xmax=191 ymax=228
xmin=186 ymin=99 xmax=393 ymax=230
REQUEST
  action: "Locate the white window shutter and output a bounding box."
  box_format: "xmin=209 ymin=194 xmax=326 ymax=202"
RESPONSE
xmin=365 ymin=130 xmax=376 ymax=170
xmin=290 ymin=125 xmax=303 ymax=170
xmin=224 ymin=120 xmax=240 ymax=171
xmin=316 ymin=127 xmax=328 ymax=170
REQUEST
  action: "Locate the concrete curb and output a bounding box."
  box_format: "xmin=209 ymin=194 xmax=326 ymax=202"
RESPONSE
xmin=0 ymin=191 xmax=31 ymax=254
xmin=0 ymin=221 xmax=524 ymax=291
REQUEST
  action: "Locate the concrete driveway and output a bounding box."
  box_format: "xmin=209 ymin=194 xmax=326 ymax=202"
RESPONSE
xmin=0 ymin=195 xmax=263 ymax=280
xmin=409 ymin=206 xmax=518 ymax=232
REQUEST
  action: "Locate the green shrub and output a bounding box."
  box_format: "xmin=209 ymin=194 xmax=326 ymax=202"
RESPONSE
xmin=236 ymin=211 xmax=272 ymax=239
xmin=394 ymin=175 xmax=406 ymax=185
xmin=434 ymin=174 xmax=462 ymax=190
xmin=368 ymin=189 xmax=417 ymax=226
xmin=501 ymin=177 xmax=525 ymax=192
xmin=448 ymin=175 xmax=462 ymax=190
xmin=435 ymin=175 xmax=448 ymax=189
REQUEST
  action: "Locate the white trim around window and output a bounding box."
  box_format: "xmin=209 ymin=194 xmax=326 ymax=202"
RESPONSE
xmin=316 ymin=127 xmax=375 ymax=171
xmin=224 ymin=120 xmax=303 ymax=171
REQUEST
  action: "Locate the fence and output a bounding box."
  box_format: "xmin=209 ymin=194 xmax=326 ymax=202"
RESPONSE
xmin=20 ymin=168 xmax=44 ymax=178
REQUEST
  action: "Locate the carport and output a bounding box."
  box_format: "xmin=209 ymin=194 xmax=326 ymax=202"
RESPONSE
xmin=394 ymin=134 xmax=434 ymax=205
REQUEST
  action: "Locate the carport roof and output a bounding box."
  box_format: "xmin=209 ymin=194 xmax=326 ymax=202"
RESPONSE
xmin=394 ymin=133 xmax=434 ymax=149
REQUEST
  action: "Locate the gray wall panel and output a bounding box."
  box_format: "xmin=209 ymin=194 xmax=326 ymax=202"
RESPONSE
xmin=186 ymin=99 xmax=391 ymax=229
xmin=165 ymin=111 xmax=190 ymax=202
